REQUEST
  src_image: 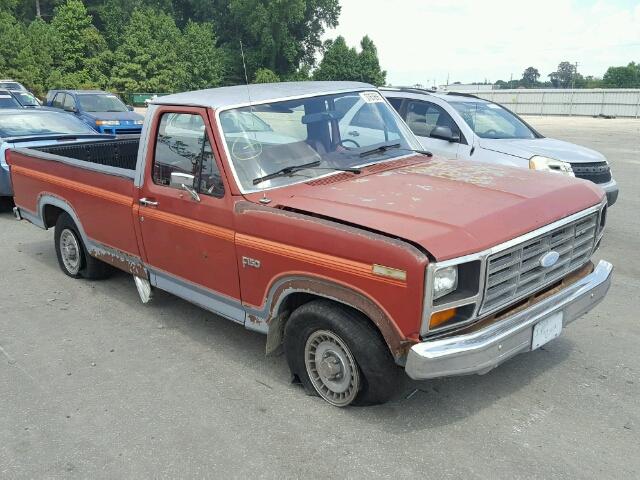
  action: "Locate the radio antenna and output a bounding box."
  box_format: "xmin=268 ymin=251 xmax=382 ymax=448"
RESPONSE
xmin=240 ymin=40 xmax=254 ymax=108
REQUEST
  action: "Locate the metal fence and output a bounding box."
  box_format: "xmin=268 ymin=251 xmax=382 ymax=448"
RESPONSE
xmin=472 ymin=89 xmax=640 ymax=118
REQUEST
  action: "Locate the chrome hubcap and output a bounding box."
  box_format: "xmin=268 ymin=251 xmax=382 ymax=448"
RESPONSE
xmin=60 ymin=229 xmax=81 ymax=275
xmin=305 ymin=330 xmax=360 ymax=406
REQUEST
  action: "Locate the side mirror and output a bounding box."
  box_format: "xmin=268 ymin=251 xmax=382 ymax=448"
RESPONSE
xmin=127 ymin=105 xmax=134 ymax=111
xmin=170 ymin=172 xmax=195 ymax=189
xmin=64 ymin=106 xmax=77 ymax=113
xmin=430 ymin=125 xmax=460 ymax=143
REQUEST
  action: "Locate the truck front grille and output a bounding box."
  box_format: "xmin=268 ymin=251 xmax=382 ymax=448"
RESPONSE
xmin=480 ymin=212 xmax=598 ymax=315
xmin=571 ymin=162 xmax=612 ymax=185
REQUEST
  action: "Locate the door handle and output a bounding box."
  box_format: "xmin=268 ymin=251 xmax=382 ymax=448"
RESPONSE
xmin=348 ymin=130 xmax=360 ymax=137
xmin=139 ymin=197 xmax=159 ymax=207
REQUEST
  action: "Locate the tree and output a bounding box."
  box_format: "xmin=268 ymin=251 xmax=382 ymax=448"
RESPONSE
xmin=521 ymin=66 xmax=540 ymax=87
xmin=213 ymin=0 xmax=341 ymax=82
xmin=313 ymin=36 xmax=359 ymax=81
xmin=603 ymin=62 xmax=640 ymax=88
xmin=49 ymin=0 xmax=110 ymax=88
xmin=181 ymin=21 xmax=224 ymax=90
xmin=253 ymin=68 xmax=279 ymax=83
xmin=548 ymin=61 xmax=581 ymax=88
xmin=313 ymin=35 xmax=386 ymax=86
xmin=110 ymin=8 xmax=185 ymax=92
xmin=357 ymin=35 xmax=386 ymax=86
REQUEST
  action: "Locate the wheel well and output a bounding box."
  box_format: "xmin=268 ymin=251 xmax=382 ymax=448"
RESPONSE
xmin=42 ymin=204 xmax=65 ymax=229
xmin=275 ymin=292 xmax=390 ymax=353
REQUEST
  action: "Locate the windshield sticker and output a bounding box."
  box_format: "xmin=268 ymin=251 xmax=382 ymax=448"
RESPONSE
xmin=106 ymin=95 xmax=118 ymax=99
xmin=0 ymin=95 xmax=12 ymax=99
xmin=360 ymin=91 xmax=384 ymax=104
xmin=487 ymin=104 xmax=502 ymax=109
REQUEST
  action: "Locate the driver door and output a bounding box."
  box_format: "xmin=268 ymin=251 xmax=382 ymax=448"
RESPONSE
xmin=137 ymin=106 xmax=242 ymax=319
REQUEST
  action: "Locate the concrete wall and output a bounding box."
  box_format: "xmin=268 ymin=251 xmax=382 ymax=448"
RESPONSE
xmin=472 ymin=89 xmax=640 ymax=118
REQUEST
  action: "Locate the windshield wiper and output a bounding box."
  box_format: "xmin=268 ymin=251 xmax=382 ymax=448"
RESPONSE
xmin=253 ymin=161 xmax=321 ymax=185
xmin=359 ymin=143 xmax=433 ymax=158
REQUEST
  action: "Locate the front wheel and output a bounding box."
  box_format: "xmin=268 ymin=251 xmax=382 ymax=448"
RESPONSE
xmin=284 ymin=300 xmax=399 ymax=407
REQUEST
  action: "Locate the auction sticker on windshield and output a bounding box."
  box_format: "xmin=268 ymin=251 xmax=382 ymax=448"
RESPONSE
xmin=532 ymin=312 xmax=563 ymax=350
xmin=360 ymin=91 xmax=384 ymax=103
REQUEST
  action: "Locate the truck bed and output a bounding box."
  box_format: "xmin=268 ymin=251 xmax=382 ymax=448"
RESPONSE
xmin=7 ymin=138 xmax=143 ymax=274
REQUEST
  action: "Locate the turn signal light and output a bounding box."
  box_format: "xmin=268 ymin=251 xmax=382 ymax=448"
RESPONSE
xmin=429 ymin=308 xmax=457 ymax=329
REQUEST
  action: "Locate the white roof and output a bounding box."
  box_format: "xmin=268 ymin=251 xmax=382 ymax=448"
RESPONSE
xmin=153 ymin=81 xmax=374 ymax=110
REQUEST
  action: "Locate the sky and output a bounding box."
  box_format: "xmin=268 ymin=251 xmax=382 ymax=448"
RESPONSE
xmin=324 ymin=0 xmax=640 ymax=86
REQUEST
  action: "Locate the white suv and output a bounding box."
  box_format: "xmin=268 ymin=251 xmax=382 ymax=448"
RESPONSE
xmin=381 ymin=87 xmax=618 ymax=205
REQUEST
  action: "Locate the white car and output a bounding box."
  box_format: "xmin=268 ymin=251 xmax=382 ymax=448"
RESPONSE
xmin=381 ymin=87 xmax=618 ymax=205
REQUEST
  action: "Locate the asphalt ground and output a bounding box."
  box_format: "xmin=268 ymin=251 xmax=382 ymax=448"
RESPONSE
xmin=1 ymin=116 xmax=638 ymax=479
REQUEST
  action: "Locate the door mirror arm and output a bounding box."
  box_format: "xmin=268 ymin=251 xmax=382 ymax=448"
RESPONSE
xmin=181 ymin=183 xmax=201 ymax=202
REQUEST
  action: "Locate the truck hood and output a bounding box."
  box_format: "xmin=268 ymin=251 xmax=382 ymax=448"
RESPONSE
xmin=258 ymin=156 xmax=604 ymax=261
xmin=479 ymin=137 xmax=606 ymax=164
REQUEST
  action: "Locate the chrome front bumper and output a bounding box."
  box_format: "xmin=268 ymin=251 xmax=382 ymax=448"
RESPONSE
xmin=405 ymin=260 xmax=613 ymax=380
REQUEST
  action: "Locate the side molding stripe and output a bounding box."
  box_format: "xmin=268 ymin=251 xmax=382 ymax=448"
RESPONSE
xmin=12 ymin=165 xmax=131 ymax=206
xmin=236 ymin=233 xmax=406 ymax=287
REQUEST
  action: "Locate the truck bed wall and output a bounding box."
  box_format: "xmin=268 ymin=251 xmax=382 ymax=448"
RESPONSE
xmin=32 ymin=137 xmax=140 ymax=171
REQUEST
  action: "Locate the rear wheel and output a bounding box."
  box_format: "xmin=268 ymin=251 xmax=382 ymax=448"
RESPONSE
xmin=284 ymin=299 xmax=399 ymax=407
xmin=54 ymin=213 xmax=112 ymax=279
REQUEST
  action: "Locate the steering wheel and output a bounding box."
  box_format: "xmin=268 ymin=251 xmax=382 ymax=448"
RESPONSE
xmin=484 ymin=129 xmax=499 ymax=138
xmin=337 ymin=139 xmax=361 ymax=149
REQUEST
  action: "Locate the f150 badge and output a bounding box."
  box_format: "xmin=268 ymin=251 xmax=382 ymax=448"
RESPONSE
xmin=242 ymin=256 xmax=261 ymax=269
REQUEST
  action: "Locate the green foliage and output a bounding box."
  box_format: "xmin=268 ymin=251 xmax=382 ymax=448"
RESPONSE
xmin=0 ymin=0 xmax=383 ymax=95
xmin=603 ymin=62 xmax=640 ymax=88
xmin=214 ymin=0 xmax=341 ymax=82
xmin=181 ymin=21 xmax=225 ymax=89
xmin=313 ymin=35 xmax=386 ymax=86
xmin=521 ymin=67 xmax=540 ymax=87
xmin=110 ymin=7 xmax=185 ymax=92
xmin=253 ymin=68 xmax=280 ymax=83
xmin=548 ymin=61 xmax=582 ymax=88
xmin=50 ymin=0 xmax=109 ymax=88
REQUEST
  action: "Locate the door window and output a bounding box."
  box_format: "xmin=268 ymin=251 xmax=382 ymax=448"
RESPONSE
xmin=52 ymin=93 xmax=66 ymax=109
xmin=386 ymin=97 xmax=403 ymax=113
xmin=62 ymin=94 xmax=76 ymax=112
xmin=406 ymin=101 xmax=459 ymax=140
xmin=152 ymin=112 xmax=224 ymax=198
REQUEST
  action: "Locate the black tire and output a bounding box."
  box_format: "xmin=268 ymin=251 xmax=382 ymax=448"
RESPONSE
xmin=54 ymin=213 xmax=112 ymax=280
xmin=284 ymin=299 xmax=399 ymax=407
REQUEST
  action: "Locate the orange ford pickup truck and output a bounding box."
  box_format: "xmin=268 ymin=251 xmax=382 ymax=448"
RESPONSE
xmin=8 ymin=82 xmax=613 ymax=406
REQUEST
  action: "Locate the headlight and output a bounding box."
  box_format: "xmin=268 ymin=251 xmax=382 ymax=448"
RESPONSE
xmin=135 ymin=120 xmax=144 ymax=125
xmin=96 ymin=120 xmax=120 ymax=126
xmin=529 ymin=156 xmax=574 ymax=176
xmin=433 ymin=265 xmax=458 ymax=300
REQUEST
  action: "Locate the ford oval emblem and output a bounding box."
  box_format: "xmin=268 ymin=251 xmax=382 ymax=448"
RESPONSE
xmin=540 ymin=251 xmax=560 ymax=268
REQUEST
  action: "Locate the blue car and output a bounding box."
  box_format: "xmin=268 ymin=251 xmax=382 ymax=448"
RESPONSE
xmin=45 ymin=90 xmax=144 ymax=135
xmin=0 ymin=109 xmax=114 ymax=199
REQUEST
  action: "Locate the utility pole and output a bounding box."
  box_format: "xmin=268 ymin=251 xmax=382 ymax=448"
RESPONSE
xmin=35 ymin=0 xmax=41 ymax=18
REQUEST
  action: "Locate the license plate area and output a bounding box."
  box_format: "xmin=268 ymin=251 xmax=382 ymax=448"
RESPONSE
xmin=532 ymin=312 xmax=563 ymax=350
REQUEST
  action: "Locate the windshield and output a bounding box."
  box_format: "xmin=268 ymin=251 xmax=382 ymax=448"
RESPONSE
xmin=0 ymin=112 xmax=97 ymax=137
xmin=0 ymin=82 xmax=24 ymax=91
xmin=219 ymin=90 xmax=420 ymax=192
xmin=13 ymin=92 xmax=40 ymax=106
xmin=0 ymin=93 xmax=21 ymax=109
xmin=78 ymin=93 xmax=128 ymax=112
xmin=449 ymin=100 xmax=536 ymax=139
